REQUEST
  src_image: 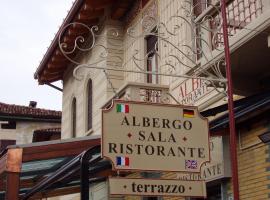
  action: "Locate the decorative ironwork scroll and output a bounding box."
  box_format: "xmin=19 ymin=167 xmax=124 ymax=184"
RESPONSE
xmin=58 ymin=0 xmax=231 ymax=97
xmin=58 ymin=22 xmax=123 ymax=81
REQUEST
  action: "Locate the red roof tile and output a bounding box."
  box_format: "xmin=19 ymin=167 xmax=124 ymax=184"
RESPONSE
xmin=0 ymin=102 xmax=61 ymax=119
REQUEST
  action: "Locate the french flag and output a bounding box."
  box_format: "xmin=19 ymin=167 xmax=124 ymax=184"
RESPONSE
xmin=116 ymin=156 xmax=129 ymax=166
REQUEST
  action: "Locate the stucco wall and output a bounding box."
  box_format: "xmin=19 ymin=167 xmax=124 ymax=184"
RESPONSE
xmin=61 ymin=21 xmax=124 ymax=139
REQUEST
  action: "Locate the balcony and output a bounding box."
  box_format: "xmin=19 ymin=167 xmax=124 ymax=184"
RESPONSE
xmin=195 ymin=0 xmax=270 ymax=95
xmin=212 ymin=0 xmax=264 ymax=49
xmin=103 ymin=82 xmax=170 ymax=108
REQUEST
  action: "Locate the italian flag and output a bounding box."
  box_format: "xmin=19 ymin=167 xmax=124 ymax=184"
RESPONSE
xmin=116 ymin=156 xmax=129 ymax=166
xmin=116 ymin=104 xmax=129 ymax=113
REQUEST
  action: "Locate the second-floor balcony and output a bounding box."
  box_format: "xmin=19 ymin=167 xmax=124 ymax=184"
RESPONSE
xmin=103 ymin=82 xmax=171 ymax=109
xmin=195 ymin=0 xmax=270 ymax=96
xmin=212 ymin=0 xmax=264 ymax=49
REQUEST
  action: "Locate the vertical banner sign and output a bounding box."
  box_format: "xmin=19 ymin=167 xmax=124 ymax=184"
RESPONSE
xmin=102 ymin=100 xmax=210 ymax=172
xmin=177 ymin=136 xmax=231 ymax=182
xmin=109 ymin=178 xmax=207 ymax=198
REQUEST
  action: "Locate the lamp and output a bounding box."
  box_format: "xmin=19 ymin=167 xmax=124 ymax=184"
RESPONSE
xmin=258 ymin=131 xmax=270 ymax=143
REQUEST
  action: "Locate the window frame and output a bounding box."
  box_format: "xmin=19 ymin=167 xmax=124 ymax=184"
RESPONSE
xmin=145 ymin=32 xmax=158 ymax=84
xmin=71 ymin=97 xmax=77 ymax=138
xmin=86 ymin=79 xmax=93 ymax=132
xmin=1 ymin=121 xmax=16 ymax=129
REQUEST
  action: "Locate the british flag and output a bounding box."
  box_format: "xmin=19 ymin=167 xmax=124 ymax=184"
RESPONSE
xmin=185 ymin=160 xmax=198 ymax=169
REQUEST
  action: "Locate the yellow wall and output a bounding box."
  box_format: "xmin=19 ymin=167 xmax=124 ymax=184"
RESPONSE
xmin=235 ymin=120 xmax=270 ymax=199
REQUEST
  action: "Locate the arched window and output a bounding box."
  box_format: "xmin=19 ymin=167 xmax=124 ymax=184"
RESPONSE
xmin=71 ymin=97 xmax=76 ymax=138
xmin=87 ymin=79 xmax=93 ymax=131
xmin=146 ymin=33 xmax=158 ymax=84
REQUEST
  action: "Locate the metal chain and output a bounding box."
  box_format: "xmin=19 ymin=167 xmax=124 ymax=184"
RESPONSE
xmin=103 ymin=69 xmax=119 ymax=98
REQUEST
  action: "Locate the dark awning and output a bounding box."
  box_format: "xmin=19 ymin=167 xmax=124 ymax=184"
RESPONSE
xmin=0 ymin=135 xmax=114 ymax=200
xmin=32 ymin=127 xmax=61 ymax=142
xmin=201 ymin=91 xmax=270 ymax=132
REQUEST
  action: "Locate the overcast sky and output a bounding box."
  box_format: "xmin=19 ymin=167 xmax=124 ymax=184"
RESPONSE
xmin=0 ymin=1 xmax=74 ymax=110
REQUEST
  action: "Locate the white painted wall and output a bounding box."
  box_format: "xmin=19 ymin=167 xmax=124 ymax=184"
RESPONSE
xmin=61 ymin=21 xmax=124 ymax=139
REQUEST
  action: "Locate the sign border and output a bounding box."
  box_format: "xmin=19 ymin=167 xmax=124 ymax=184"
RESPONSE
xmin=108 ymin=177 xmax=207 ymax=198
xmin=102 ymin=99 xmax=211 ymax=173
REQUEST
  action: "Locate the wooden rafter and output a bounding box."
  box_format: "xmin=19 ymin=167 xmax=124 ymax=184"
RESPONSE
xmin=111 ymin=0 xmax=134 ymax=20
xmin=40 ymin=74 xmax=63 ymax=83
xmin=22 ymin=137 xmax=100 ymax=162
xmin=47 ymin=62 xmax=66 ymax=69
xmin=35 ymin=0 xmax=133 ymax=84
xmin=79 ymin=8 xmax=104 ymax=19
xmin=43 ymin=69 xmax=65 ymax=76
xmin=51 ymin=56 xmax=66 ymax=63
xmin=85 ymin=0 xmax=113 ymax=9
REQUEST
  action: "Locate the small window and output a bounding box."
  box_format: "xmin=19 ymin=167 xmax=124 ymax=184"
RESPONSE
xmin=146 ymin=34 xmax=158 ymax=84
xmin=71 ymin=97 xmax=76 ymax=138
xmin=87 ymin=79 xmax=93 ymax=131
xmin=1 ymin=121 xmax=16 ymax=129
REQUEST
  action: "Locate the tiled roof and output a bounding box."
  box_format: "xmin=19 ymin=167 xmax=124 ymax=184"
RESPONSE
xmin=0 ymin=102 xmax=61 ymax=119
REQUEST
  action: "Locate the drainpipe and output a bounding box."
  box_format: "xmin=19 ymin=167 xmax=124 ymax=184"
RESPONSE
xmin=220 ymin=0 xmax=240 ymax=199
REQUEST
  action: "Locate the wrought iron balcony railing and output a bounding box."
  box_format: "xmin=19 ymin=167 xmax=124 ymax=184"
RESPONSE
xmin=102 ymin=82 xmax=170 ymax=109
xmin=194 ymin=0 xmax=263 ymax=50
xmin=139 ymin=88 xmax=162 ymax=103
xmin=214 ymin=0 xmax=263 ymax=48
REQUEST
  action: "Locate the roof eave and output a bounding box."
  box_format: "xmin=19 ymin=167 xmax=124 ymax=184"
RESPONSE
xmin=34 ymin=0 xmax=85 ymax=83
